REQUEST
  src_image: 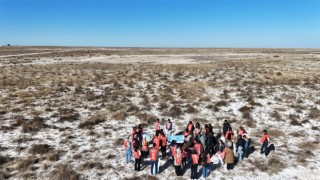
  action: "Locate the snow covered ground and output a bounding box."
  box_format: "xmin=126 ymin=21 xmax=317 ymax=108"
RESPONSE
xmin=0 ymin=48 xmax=320 ymax=179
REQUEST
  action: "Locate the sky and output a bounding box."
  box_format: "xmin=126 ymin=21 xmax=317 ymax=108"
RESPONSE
xmin=0 ymin=0 xmax=319 ymax=48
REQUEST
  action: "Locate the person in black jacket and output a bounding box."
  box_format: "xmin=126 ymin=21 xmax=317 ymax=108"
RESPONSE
xmin=236 ymin=135 xmax=245 ymax=161
xmin=223 ymin=120 xmax=231 ymax=136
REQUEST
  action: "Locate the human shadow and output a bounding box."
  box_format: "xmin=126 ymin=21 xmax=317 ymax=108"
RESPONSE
xmin=159 ymin=158 xmax=173 ymax=173
xmin=265 ymin=144 xmax=275 ymax=156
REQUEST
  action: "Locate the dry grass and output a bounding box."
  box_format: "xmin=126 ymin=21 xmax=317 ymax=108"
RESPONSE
xmin=79 ymin=113 xmax=105 ymax=128
xmin=79 ymin=161 xmax=103 ymax=170
xmin=28 ymin=144 xmax=52 ymax=155
xmin=50 ymin=164 xmax=81 ymax=180
xmin=111 ymin=110 xmax=127 ymax=121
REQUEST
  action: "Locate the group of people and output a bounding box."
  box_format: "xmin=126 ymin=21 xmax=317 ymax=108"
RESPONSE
xmin=123 ymin=118 xmax=272 ymax=178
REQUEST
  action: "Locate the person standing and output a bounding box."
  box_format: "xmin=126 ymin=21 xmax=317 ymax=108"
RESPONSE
xmin=216 ymin=140 xmax=226 ymax=169
xmin=150 ymin=144 xmax=159 ymax=175
xmin=260 ymin=130 xmax=270 ymax=156
xmin=141 ymin=137 xmax=149 ymax=159
xmin=223 ymin=120 xmax=231 ymax=136
xmin=194 ymin=140 xmax=203 ymax=156
xmin=134 ymin=147 xmax=141 ymax=171
xmin=194 ymin=122 xmax=202 ymax=140
xmin=170 ymin=141 xmax=177 ymax=161
xmin=153 ymin=136 xmax=160 ymax=150
xmin=201 ymin=150 xmax=211 ymax=178
xmin=243 ymin=135 xmax=250 ymax=158
xmin=161 ymin=132 xmax=168 ymax=159
xmin=174 ymin=147 xmax=183 ymax=176
xmin=224 ymin=142 xmax=234 ymax=170
xmin=155 ymin=119 xmax=161 ymax=131
xmin=236 ymin=135 xmax=245 ymax=161
xmin=124 ymin=136 xmax=132 ymax=164
xmin=181 ymin=146 xmax=188 ymax=168
xmin=187 ymin=121 xmax=194 ymax=134
xmin=191 ymin=150 xmax=199 ymax=179
xmin=165 ymin=119 xmax=173 ymax=136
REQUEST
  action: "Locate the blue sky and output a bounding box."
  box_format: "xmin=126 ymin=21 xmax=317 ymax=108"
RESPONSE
xmin=0 ymin=0 xmax=319 ymax=48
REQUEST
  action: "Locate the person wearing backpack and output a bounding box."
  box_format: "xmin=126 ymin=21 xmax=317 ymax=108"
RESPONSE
xmin=201 ymin=150 xmax=211 ymax=178
xmin=223 ymin=120 xmax=231 ymax=136
xmin=174 ymin=147 xmax=183 ymax=176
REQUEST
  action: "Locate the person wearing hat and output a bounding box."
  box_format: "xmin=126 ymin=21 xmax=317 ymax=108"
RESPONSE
xmin=224 ymin=141 xmax=234 ymax=170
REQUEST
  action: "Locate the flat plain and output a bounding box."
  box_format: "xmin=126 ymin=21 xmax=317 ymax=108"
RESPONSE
xmin=0 ymin=47 xmax=320 ymax=179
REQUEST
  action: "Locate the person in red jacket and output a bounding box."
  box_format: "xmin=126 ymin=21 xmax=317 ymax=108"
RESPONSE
xmin=191 ymin=150 xmax=199 ymax=179
xmin=134 ymin=147 xmax=141 ymax=171
xmin=225 ymin=127 xmax=233 ymax=141
xmin=260 ymin=130 xmax=270 ymax=155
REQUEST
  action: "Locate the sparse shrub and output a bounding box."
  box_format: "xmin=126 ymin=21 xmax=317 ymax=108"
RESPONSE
xmin=29 ymin=144 xmax=51 ymax=155
xmin=243 ymin=119 xmax=256 ymax=128
xmin=127 ymin=105 xmax=139 ymax=113
xmin=169 ymin=105 xmax=182 ymax=117
xmin=308 ymin=107 xmax=320 ymax=119
xmin=185 ymin=104 xmax=197 ymax=113
xmin=298 ymin=141 xmax=319 ymax=150
xmin=18 ymin=156 xmax=38 ymax=172
xmin=21 ymin=116 xmax=47 ymax=133
xmin=50 ymin=164 xmax=81 ymax=180
xmin=157 ymin=102 xmax=168 ymax=111
xmin=270 ymin=111 xmax=281 ymax=120
xmin=111 ymin=111 xmax=127 ymax=121
xmin=136 ymin=113 xmax=157 ymax=125
xmin=79 ymin=161 xmax=103 ymax=170
xmin=239 ymin=106 xmax=253 ymax=112
xmin=0 ymin=156 xmax=14 ymax=166
xmin=58 ymin=108 xmax=80 ymax=122
xmin=73 ymin=154 xmax=82 ymax=160
xmin=47 ymin=152 xmax=60 ymax=161
xmin=215 ymin=100 xmax=228 ymax=107
xmin=107 ymin=154 xmax=116 ymax=159
xmin=267 ymin=157 xmax=286 ymax=174
xmin=124 ymin=175 xmax=159 ymax=180
xmin=79 ymin=113 xmax=105 ymax=128
xmin=114 ymin=138 xmax=124 ymax=147
xmin=268 ymin=129 xmax=286 ymax=138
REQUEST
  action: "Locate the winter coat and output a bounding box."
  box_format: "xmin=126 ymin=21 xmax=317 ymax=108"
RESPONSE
xmin=224 ymin=147 xmax=234 ymax=164
xmin=223 ymin=122 xmax=230 ymax=133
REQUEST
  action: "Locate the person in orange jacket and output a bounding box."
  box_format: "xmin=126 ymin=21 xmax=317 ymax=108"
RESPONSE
xmin=160 ymin=132 xmax=168 ymax=159
xmin=191 ymin=150 xmax=199 ymax=179
xmin=134 ymin=147 xmax=141 ymax=171
xmin=170 ymin=140 xmax=177 ymax=161
xmin=141 ymin=137 xmax=149 ymax=159
xmin=153 ymin=135 xmax=160 ymax=150
xmin=149 ymin=144 xmax=159 ymax=175
xmin=194 ymin=140 xmax=203 ymax=156
xmin=260 ymin=130 xmax=270 ymax=155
